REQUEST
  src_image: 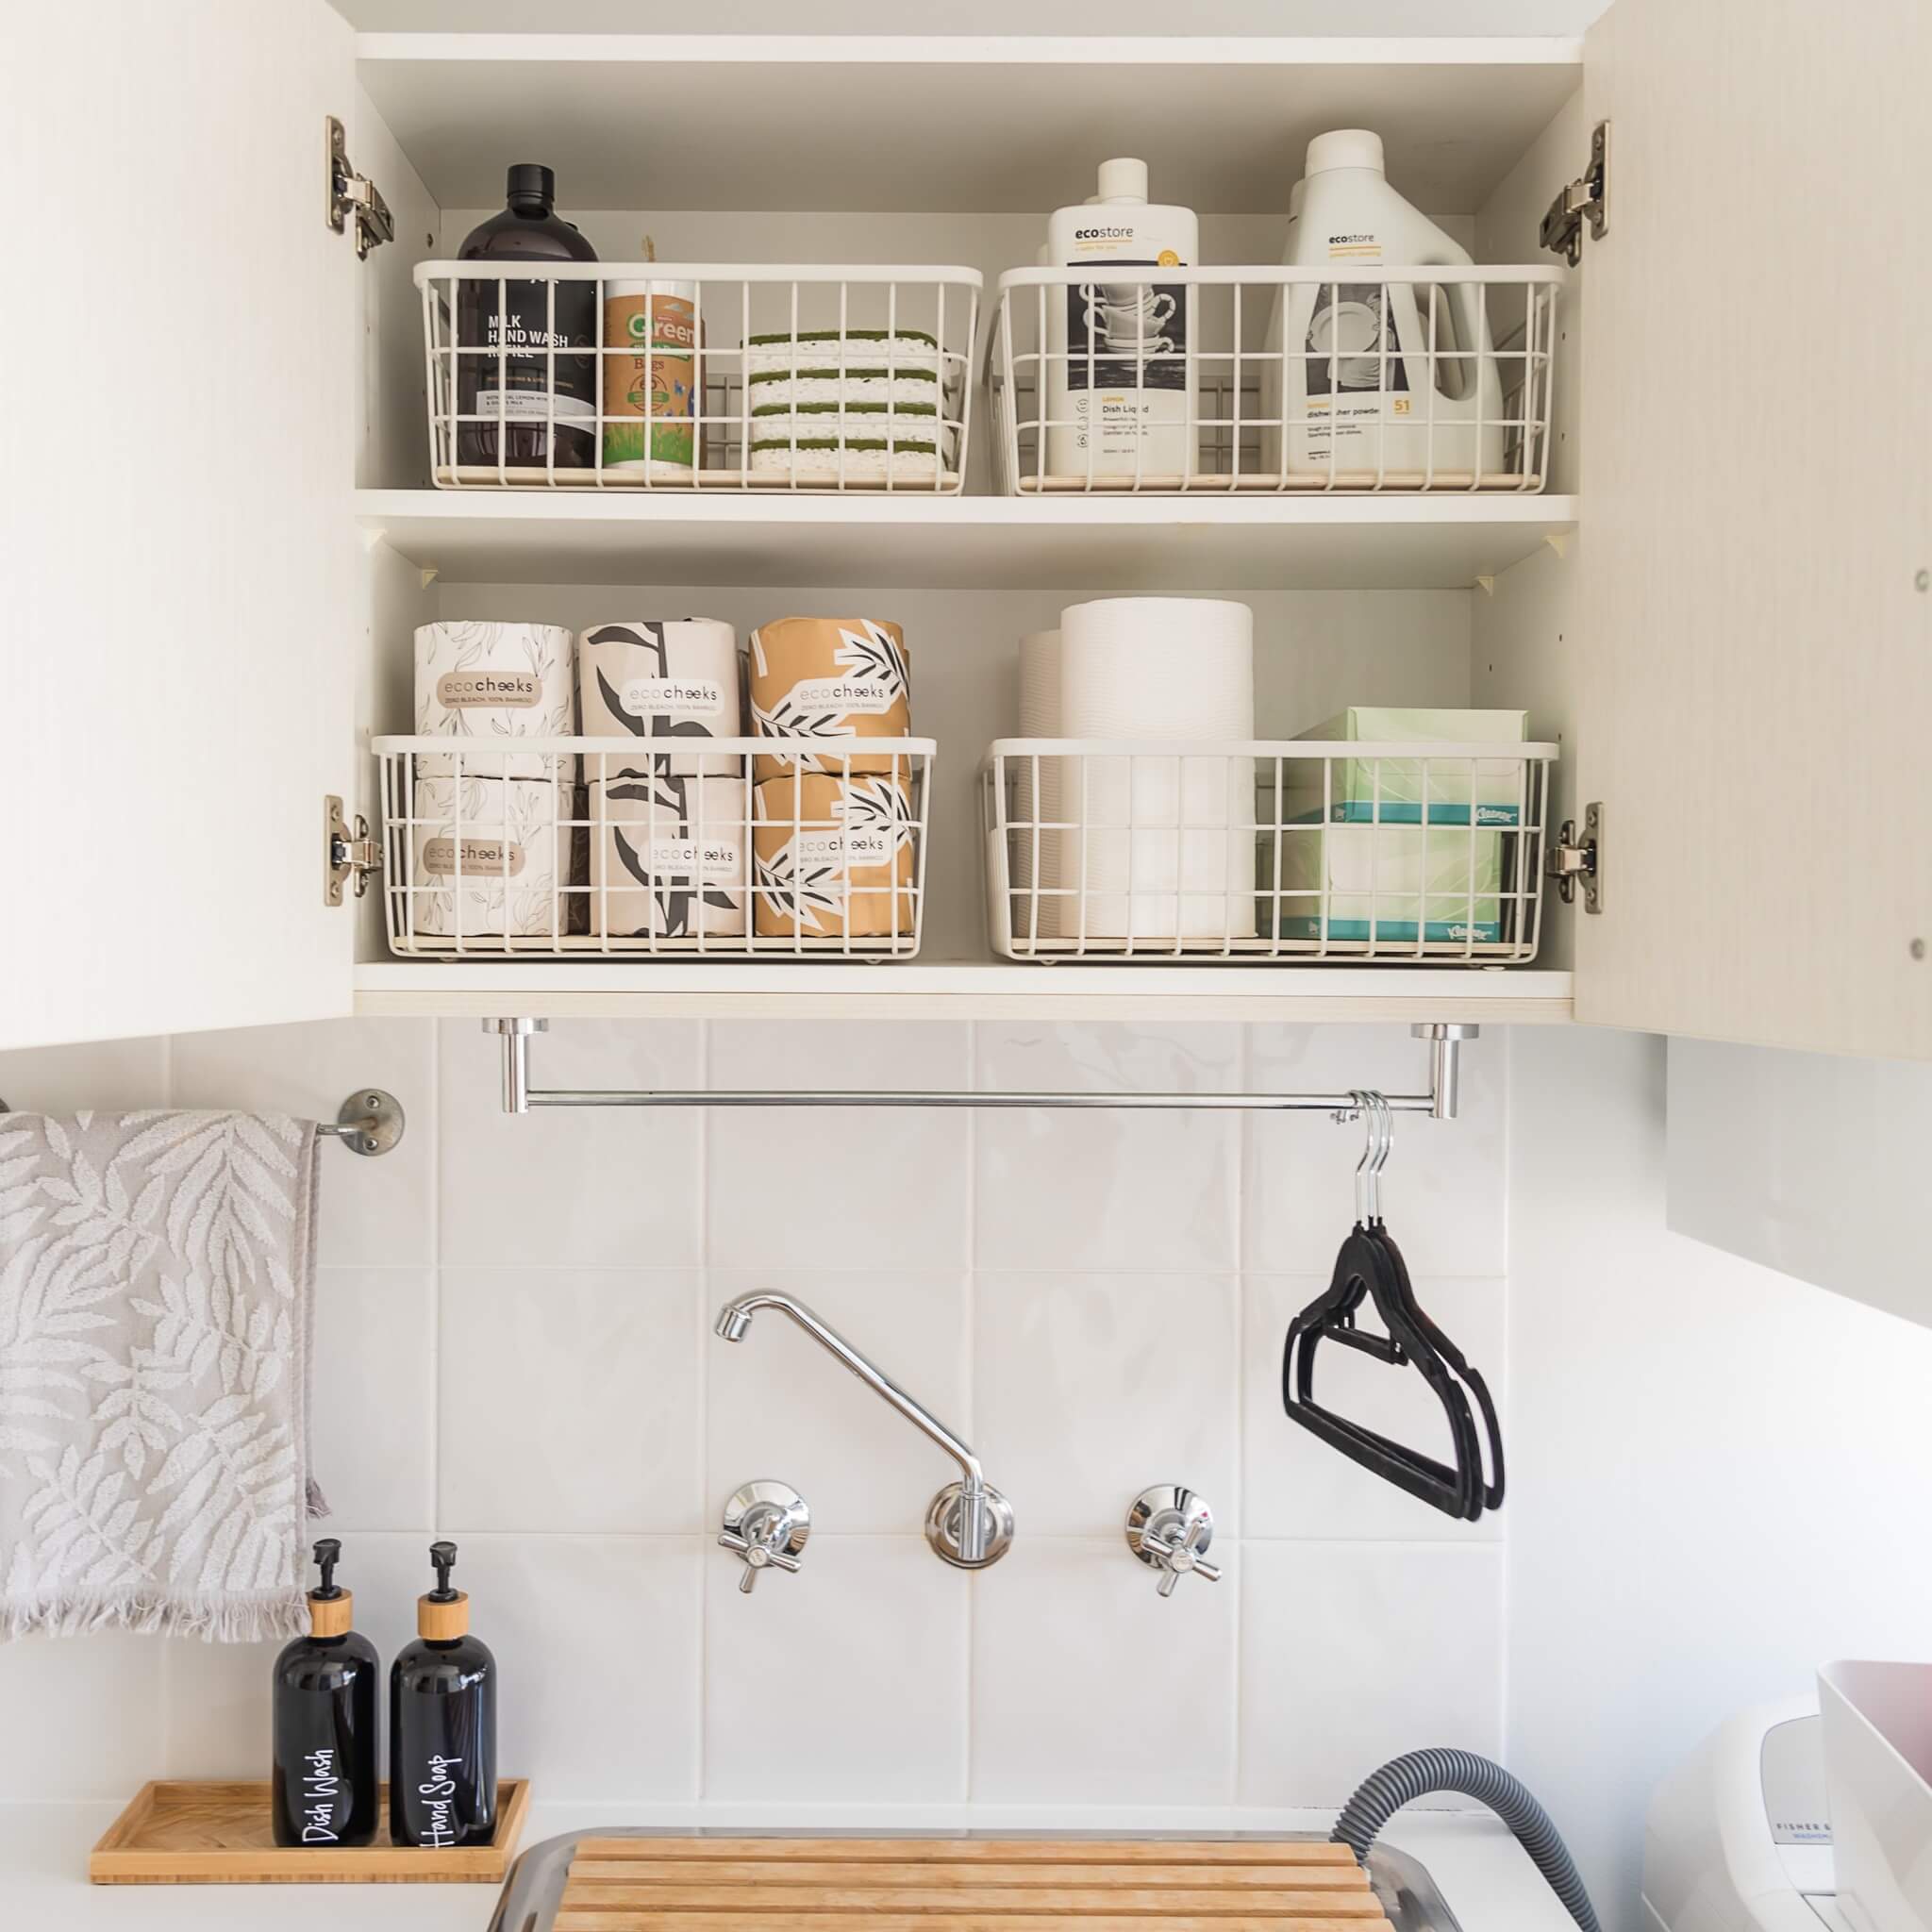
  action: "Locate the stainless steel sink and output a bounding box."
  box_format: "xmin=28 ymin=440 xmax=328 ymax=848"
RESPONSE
xmin=487 ymin=1826 xmax=1466 ymax=1932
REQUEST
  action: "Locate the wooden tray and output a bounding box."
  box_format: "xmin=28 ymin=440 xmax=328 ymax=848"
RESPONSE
xmin=88 ymin=1777 xmax=531 ymax=1884
xmin=550 ymin=1837 xmax=1393 ymax=1932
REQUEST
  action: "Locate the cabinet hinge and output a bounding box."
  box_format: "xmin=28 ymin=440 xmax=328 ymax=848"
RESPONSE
xmin=1540 ymin=120 xmax=1609 ymax=266
xmin=1546 ymin=801 xmax=1604 ymax=913
xmin=325 ymin=795 xmax=380 ymax=907
xmin=325 ymin=115 xmax=393 ymax=258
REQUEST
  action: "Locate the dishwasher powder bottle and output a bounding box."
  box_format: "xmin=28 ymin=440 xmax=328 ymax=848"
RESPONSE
xmin=1044 ymin=159 xmax=1199 ymax=480
xmin=1266 ymin=129 xmax=1505 ymax=484
xmin=391 ymin=1541 xmax=498 ymax=1848
xmin=270 ymin=1540 xmax=379 ymax=1847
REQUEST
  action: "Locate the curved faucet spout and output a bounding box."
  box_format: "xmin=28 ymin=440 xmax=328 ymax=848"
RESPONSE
xmin=713 ymin=1290 xmax=994 ymax=1562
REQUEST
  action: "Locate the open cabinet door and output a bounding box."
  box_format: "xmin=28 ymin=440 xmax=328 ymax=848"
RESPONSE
xmin=1575 ymin=0 xmax=1932 ymax=1060
xmin=1 ymin=0 xmax=359 ymax=1050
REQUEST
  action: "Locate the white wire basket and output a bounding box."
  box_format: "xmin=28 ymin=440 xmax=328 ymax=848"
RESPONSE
xmin=987 ymin=265 xmax=1562 ymax=494
xmin=982 ymin=739 xmax=1558 ymax=962
xmin=375 ymin=737 xmax=935 ymax=957
xmin=416 ymin=263 xmax=979 ymax=491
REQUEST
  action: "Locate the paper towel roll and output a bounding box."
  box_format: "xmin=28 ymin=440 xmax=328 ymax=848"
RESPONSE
xmin=577 ymin=619 xmax=741 ymax=776
xmin=415 ymin=623 xmax=575 ymax=781
xmin=752 ymin=773 xmax=916 ymax=941
xmin=749 ymin=616 xmax=911 ymax=781
xmin=588 ymin=769 xmax=748 ymax=939
xmin=408 ymin=774 xmax=571 ymax=941
xmin=1056 ymin=598 xmax=1256 ymax=941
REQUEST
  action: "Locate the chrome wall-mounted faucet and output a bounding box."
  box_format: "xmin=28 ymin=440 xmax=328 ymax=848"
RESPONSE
xmin=1125 ymin=1485 xmax=1222 ymax=1597
xmin=713 ymin=1291 xmax=1014 ymax=1569
xmin=718 ymin=1479 xmax=810 ymax=1593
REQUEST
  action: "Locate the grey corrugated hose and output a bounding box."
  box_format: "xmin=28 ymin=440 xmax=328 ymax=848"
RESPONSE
xmin=1330 ymin=1747 xmax=1601 ymax=1932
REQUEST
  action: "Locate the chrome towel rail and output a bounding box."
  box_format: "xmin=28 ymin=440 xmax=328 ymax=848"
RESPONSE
xmin=0 ymin=1090 xmax=406 ymax=1157
xmin=481 ymin=1019 xmax=1477 ymax=1121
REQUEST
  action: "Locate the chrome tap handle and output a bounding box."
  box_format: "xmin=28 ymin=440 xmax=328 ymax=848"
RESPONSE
xmin=1124 ymin=1485 xmax=1220 ymax=1598
xmin=719 ymin=1527 xmax=804 ymax=1593
xmin=718 ymin=1481 xmax=810 ymax=1596
xmin=1140 ymin=1516 xmax=1224 ymax=1597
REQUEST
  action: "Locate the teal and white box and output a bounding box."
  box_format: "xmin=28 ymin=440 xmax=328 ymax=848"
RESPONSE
xmin=1290 ymin=707 xmax=1529 ymax=823
xmin=1265 ymin=820 xmax=1505 ymax=942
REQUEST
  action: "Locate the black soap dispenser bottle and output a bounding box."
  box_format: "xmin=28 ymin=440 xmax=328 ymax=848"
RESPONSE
xmin=390 ymin=1541 xmax=498 ymax=1848
xmin=270 ymin=1539 xmax=380 ymax=1847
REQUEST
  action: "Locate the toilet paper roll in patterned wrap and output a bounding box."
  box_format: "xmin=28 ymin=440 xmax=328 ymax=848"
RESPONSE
xmin=588 ymin=769 xmax=749 ymax=939
xmin=577 ymin=619 xmax=742 ymax=777
xmin=752 ymin=772 xmax=917 ymax=941
xmin=748 ymin=616 xmax=911 ymax=781
xmin=415 ymin=622 xmax=576 ymax=781
xmin=408 ymin=774 xmax=572 ymax=941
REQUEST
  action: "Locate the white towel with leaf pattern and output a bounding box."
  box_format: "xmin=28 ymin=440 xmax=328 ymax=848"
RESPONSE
xmin=0 ymin=1111 xmax=325 ymax=1641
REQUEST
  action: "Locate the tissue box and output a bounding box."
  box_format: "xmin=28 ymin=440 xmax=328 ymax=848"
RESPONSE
xmin=1266 ymin=820 xmax=1504 ymax=942
xmin=415 ymin=622 xmax=576 ymax=782
xmin=587 ymin=771 xmax=748 ymax=939
xmin=752 ymin=773 xmax=916 ymax=940
xmin=1291 ymin=707 xmax=1528 ymax=823
xmin=407 ymin=775 xmax=571 ymax=941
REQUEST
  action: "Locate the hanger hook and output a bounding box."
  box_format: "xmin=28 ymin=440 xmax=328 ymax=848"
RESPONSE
xmin=1369 ymin=1091 xmax=1394 ymax=1221
xmin=1348 ymin=1089 xmax=1376 ymax=1224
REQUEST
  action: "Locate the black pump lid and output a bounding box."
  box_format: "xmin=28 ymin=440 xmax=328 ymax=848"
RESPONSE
xmin=311 ymin=1538 xmax=344 ymax=1601
xmin=427 ymin=1539 xmax=460 ymax=1603
xmin=506 ymin=163 xmax=556 ymax=211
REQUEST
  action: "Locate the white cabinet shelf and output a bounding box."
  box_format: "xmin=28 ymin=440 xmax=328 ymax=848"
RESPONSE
xmin=355 ymin=34 xmax=1582 ymax=215
xmin=357 ymin=491 xmax=1577 ymax=591
xmin=352 ymin=961 xmax=1574 ymax=1024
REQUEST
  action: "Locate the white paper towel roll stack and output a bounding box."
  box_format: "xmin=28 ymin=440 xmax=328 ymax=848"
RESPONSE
xmin=1057 ymin=598 xmax=1256 ymax=941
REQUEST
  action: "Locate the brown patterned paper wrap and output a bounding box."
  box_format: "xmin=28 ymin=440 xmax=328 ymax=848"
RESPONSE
xmin=751 ymin=773 xmax=917 ymax=940
xmin=588 ymin=770 xmax=749 ymax=939
xmin=748 ymin=616 xmax=911 ymax=781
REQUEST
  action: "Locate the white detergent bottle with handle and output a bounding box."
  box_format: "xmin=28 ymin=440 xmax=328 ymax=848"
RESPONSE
xmin=1044 ymin=158 xmax=1198 ymax=480
xmin=1271 ymin=129 xmax=1505 ymax=484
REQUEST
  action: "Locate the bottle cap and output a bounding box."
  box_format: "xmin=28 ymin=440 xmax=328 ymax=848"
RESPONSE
xmin=1095 ymin=158 xmax=1149 ymax=203
xmin=308 ymin=1538 xmax=354 ymax=1638
xmin=506 ymin=162 xmax=557 ymax=210
xmin=1288 ymin=178 xmax=1306 ymax=218
xmin=418 ymin=1539 xmax=469 ymax=1640
xmin=1306 ymin=129 xmax=1386 ymax=176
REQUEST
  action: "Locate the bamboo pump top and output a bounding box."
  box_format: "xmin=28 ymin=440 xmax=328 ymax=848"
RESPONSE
xmin=307 ymin=1538 xmax=355 ymax=1638
xmin=419 ymin=1539 xmax=470 ymax=1640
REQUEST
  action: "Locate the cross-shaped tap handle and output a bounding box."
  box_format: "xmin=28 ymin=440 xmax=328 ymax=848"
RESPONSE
xmin=1140 ymin=1516 xmax=1224 ymax=1597
xmin=719 ymin=1526 xmax=804 ymax=1593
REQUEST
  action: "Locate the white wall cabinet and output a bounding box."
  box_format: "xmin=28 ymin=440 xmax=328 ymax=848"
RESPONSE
xmin=6 ymin=4 xmax=1925 ymax=1060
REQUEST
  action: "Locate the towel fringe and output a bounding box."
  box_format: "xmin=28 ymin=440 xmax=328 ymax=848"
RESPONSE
xmin=2 ymin=1587 xmax=310 ymax=1643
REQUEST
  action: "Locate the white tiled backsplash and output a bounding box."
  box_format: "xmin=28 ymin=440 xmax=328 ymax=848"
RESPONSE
xmin=0 ymin=1019 xmax=1505 ymax=1812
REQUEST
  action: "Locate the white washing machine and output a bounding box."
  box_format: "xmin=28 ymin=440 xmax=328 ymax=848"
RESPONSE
xmin=1644 ymin=1699 xmax=1844 ymax=1932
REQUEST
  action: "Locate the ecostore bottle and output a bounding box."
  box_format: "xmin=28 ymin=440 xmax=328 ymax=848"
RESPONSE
xmin=390 ymin=1541 xmax=497 ymax=1849
xmin=1265 ymin=129 xmax=1504 ymax=483
xmin=270 ymin=1540 xmax=379 ymax=1848
xmin=1044 ymin=159 xmax=1198 ymax=479
xmin=456 ymin=163 xmax=599 ymax=472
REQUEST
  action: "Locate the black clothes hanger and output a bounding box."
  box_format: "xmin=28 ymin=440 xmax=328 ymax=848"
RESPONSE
xmin=1279 ymin=1091 xmax=1503 ymax=1523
